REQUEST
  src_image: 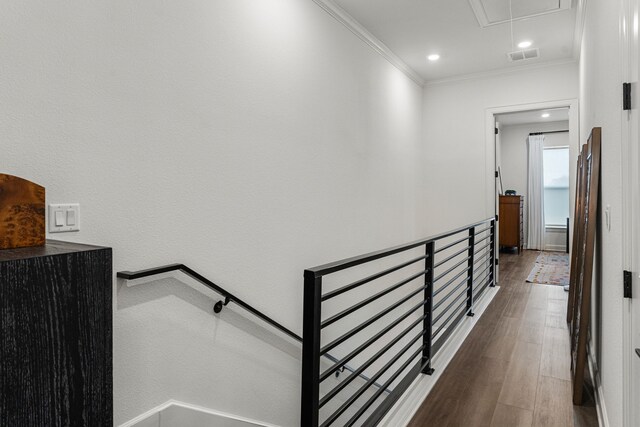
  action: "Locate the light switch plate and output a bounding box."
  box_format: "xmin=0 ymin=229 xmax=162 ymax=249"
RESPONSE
xmin=48 ymin=204 xmax=80 ymax=233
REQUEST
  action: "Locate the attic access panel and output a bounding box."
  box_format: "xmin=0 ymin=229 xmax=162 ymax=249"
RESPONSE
xmin=469 ymin=0 xmax=572 ymax=27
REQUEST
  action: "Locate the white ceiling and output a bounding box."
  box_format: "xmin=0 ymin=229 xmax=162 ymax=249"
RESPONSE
xmin=330 ymin=0 xmax=579 ymax=82
xmin=496 ymin=107 xmax=569 ymax=126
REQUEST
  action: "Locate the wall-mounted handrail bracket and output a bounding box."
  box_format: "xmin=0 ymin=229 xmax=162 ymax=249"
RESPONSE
xmin=214 ymin=296 xmax=231 ymax=314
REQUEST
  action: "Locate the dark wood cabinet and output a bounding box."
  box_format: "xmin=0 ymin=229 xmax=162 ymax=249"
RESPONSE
xmin=0 ymin=240 xmax=112 ymax=426
xmin=499 ymin=195 xmax=523 ymax=254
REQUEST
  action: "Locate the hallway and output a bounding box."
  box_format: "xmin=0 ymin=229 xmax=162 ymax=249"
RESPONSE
xmin=408 ymin=251 xmax=598 ymax=426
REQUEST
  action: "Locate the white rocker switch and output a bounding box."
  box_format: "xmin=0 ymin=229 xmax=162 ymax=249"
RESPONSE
xmin=49 ymin=204 xmax=80 ymax=233
xmin=66 ymin=210 xmax=76 ymax=226
xmin=54 ymin=210 xmax=64 ymax=226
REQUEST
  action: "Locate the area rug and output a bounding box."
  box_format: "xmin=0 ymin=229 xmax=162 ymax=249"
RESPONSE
xmin=526 ymin=252 xmax=570 ymax=286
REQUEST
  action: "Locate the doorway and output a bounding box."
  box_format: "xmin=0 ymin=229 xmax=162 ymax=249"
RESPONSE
xmin=484 ymin=99 xmax=579 ymax=286
xmin=495 ymin=107 xmax=570 ymax=253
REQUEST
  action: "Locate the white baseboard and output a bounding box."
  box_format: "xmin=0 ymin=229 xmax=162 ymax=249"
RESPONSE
xmin=378 ymin=286 xmax=500 ymax=426
xmin=118 ymin=400 xmax=280 ymax=427
xmin=544 ymin=244 xmax=567 ymax=252
xmin=588 ymin=351 xmax=609 ymax=427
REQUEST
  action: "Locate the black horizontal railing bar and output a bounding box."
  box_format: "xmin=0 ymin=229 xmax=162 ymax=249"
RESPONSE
xmin=474 ymin=240 xmax=493 ymax=257
xmin=342 ymin=346 xmax=426 ymax=427
xmin=362 ymin=362 xmax=422 ymax=427
xmin=321 ymin=269 xmax=427 ymax=329
xmin=432 ymin=276 xmax=469 ymax=312
xmin=432 ymin=308 xmax=468 ymax=355
xmin=474 ymin=226 xmax=491 ymax=236
xmin=321 ymin=337 xmax=426 ymax=427
xmin=433 ymin=255 xmax=471 ymax=283
xmin=474 ymin=233 xmax=492 ymax=246
xmin=473 ymin=264 xmax=492 ymax=284
xmin=319 ymin=326 xmax=427 ymax=408
xmin=432 ymin=289 xmax=468 ymax=325
xmin=433 ymin=300 xmax=471 ymax=338
xmin=472 ymin=275 xmax=491 ymax=296
xmin=474 ymin=264 xmax=491 ymax=283
xmin=320 ymin=310 xmax=426 ymax=383
xmin=120 ymin=264 xmax=389 ymax=396
xmin=434 ymin=234 xmax=472 ymax=255
xmin=473 ymin=252 xmax=491 ymax=268
xmin=477 ymin=278 xmax=494 ymax=297
xmin=320 ymin=287 xmax=428 ymax=356
xmin=321 ymin=255 xmax=427 ymax=302
xmin=432 ymin=245 xmax=471 ymax=269
xmin=474 ymin=274 xmax=492 ymax=295
xmin=306 ymin=218 xmax=493 ymax=278
xmin=473 ymin=255 xmax=491 ymax=273
xmin=117 ymin=264 xmax=301 ymax=342
xmin=433 ymin=266 xmax=471 ymax=297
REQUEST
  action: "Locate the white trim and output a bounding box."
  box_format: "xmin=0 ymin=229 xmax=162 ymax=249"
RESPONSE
xmin=543 ymin=244 xmax=566 ymax=252
xmin=426 ymin=58 xmax=577 ymax=87
xmin=485 ymin=99 xmax=580 ymax=249
xmin=545 ymin=225 xmax=567 ymax=230
xmin=573 ymin=0 xmax=587 ymax=60
xmin=378 ymin=286 xmax=500 ymax=426
xmin=588 ymin=351 xmax=610 ymax=427
xmin=118 ymin=401 xmax=173 ymax=427
xmin=310 ymin=0 xmax=425 ymax=87
xmin=468 ymin=0 xmax=572 ymax=28
xmin=620 ymin=0 xmax=637 ymax=424
xmin=118 ymin=400 xmax=280 ymax=427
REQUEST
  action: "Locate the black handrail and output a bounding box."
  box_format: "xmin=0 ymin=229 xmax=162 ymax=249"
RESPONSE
xmin=305 ymin=218 xmax=494 ymax=277
xmin=118 ymin=263 xmax=300 ymax=341
xmin=301 ymin=217 xmax=496 ymax=427
xmin=117 ymin=263 xmax=392 ymax=393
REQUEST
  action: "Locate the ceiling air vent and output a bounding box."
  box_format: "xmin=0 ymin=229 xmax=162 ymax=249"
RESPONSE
xmin=507 ymin=48 xmax=540 ymax=62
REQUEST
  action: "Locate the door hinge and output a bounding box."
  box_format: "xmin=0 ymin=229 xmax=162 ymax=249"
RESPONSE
xmin=495 ymin=171 xmax=499 ymax=178
xmin=623 ymin=83 xmax=631 ymax=111
xmin=495 ymin=214 xmax=499 ymax=222
xmin=495 ymin=258 xmax=499 ymax=266
xmin=495 ymin=127 xmax=499 ymax=135
xmin=624 ymin=270 xmax=632 ymax=298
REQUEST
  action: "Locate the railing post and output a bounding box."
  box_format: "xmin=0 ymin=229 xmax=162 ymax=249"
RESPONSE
xmin=422 ymin=241 xmax=435 ymax=375
xmin=490 ymin=219 xmax=496 ymax=287
xmin=467 ymin=227 xmax=475 ymax=316
xmin=301 ymin=271 xmax=322 ymax=427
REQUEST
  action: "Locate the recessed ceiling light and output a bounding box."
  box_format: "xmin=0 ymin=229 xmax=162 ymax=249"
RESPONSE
xmin=518 ymin=41 xmax=533 ymax=49
xmin=427 ymin=54 xmax=440 ymax=61
xmin=541 ymin=113 xmax=550 ymax=118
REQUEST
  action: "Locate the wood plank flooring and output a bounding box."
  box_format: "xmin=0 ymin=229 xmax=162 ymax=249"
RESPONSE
xmin=408 ymin=251 xmax=599 ymax=427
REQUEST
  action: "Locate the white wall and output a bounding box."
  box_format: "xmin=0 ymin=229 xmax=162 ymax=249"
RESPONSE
xmin=499 ymin=121 xmax=570 ymax=251
xmin=1 ymin=0 xmax=424 ymax=425
xmin=421 ymin=63 xmax=579 ymax=236
xmin=579 ymin=0 xmax=625 ymax=425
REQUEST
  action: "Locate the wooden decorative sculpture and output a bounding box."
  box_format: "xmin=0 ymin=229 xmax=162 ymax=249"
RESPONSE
xmin=0 ymin=174 xmax=45 ymax=249
xmin=568 ymin=128 xmax=601 ymax=405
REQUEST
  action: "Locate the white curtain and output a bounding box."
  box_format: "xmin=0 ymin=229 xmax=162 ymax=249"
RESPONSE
xmin=527 ymin=135 xmax=545 ymax=250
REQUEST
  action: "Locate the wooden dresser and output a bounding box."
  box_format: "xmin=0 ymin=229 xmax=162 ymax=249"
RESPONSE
xmin=0 ymin=240 xmax=112 ymax=426
xmin=499 ymin=195 xmax=523 ymax=254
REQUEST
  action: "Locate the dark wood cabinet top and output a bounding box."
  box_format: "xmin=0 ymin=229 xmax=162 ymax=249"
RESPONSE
xmin=0 ymin=240 xmax=109 ymax=262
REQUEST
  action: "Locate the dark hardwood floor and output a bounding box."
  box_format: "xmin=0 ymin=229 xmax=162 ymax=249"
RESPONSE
xmin=408 ymin=250 xmax=599 ymax=427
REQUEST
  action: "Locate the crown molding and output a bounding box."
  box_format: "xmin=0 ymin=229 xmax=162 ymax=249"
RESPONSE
xmin=310 ymin=0 xmax=425 ymax=87
xmin=572 ymin=0 xmax=587 ymax=60
xmin=425 ymin=58 xmax=578 ymax=87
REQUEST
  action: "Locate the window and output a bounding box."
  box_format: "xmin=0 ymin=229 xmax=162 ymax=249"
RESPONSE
xmin=543 ymin=147 xmax=569 ymax=227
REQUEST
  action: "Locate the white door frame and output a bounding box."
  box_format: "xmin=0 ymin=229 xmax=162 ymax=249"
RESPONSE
xmin=621 ymin=0 xmax=638 ymax=425
xmin=484 ymin=98 xmax=580 ymax=259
